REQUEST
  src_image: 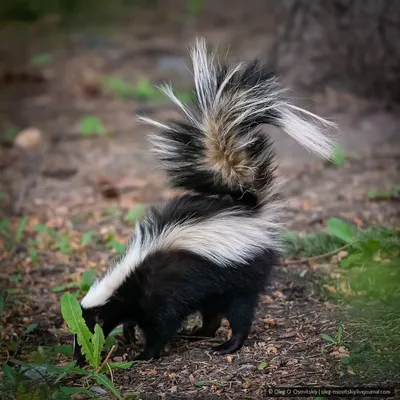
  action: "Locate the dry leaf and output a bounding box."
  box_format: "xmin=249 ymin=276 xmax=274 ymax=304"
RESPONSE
xmin=227 ymin=355 xmax=233 ymax=363
xmin=96 ymin=177 xmax=120 ymax=199
xmin=14 ymin=128 xmax=43 ymax=149
xmin=260 ymin=295 xmax=273 ymax=303
xmin=264 ymin=318 xmax=276 ymax=327
xmin=266 ymin=344 xmax=278 ymax=354
xmin=144 ymin=369 xmax=157 ymax=375
xmin=323 ymin=285 xmax=337 ymax=294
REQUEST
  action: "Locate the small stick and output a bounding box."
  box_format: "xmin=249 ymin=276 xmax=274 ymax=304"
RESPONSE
xmin=280 ymin=241 xmax=355 ymax=266
xmin=96 ymin=345 xmax=115 ymax=373
xmin=107 ymin=362 xmax=114 ymax=382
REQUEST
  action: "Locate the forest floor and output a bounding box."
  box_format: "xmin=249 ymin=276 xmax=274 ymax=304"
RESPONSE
xmin=0 ymin=2 xmax=399 ymax=399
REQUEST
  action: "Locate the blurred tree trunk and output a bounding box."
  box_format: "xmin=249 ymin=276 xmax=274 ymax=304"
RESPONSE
xmin=271 ymin=0 xmax=400 ymax=102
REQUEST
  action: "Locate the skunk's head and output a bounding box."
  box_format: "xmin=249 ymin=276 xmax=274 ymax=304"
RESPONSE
xmin=72 ymin=302 xmax=125 ymax=365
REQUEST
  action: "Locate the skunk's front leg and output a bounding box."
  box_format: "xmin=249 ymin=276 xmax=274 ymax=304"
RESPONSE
xmin=134 ymin=319 xmax=181 ymax=361
xmin=123 ymin=321 xmax=137 ymax=344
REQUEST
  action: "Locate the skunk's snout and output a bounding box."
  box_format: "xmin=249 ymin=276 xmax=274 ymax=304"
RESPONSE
xmin=72 ymin=334 xmax=85 ymax=366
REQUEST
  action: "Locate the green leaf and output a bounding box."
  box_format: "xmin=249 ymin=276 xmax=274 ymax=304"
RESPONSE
xmin=80 ymin=269 xmax=97 ymax=292
xmin=29 ymin=248 xmax=38 ymax=264
xmin=30 ymin=53 xmax=54 ymax=66
xmin=1 ymin=125 xmax=19 ymax=147
xmin=340 ymin=253 xmax=365 ymax=269
xmin=94 ymin=373 xmax=123 ymax=399
xmin=331 ymin=144 xmax=345 ymax=166
xmin=258 ymin=362 xmax=268 ymax=370
xmin=56 ymin=344 xmax=73 ymax=357
xmin=53 ymin=282 xmax=79 ymax=293
xmin=299 ymin=269 xmax=308 ymax=278
xmin=81 ymin=231 xmax=93 ymax=246
xmin=55 ymin=234 xmax=73 ymax=254
xmin=104 ymin=335 xmax=118 ymax=352
xmin=80 ymin=116 xmax=106 ymax=138
xmin=91 ymin=324 xmax=105 ymax=370
xmin=187 ymin=0 xmax=203 ymax=15
xmin=106 ymin=361 xmax=134 ymax=370
xmin=194 ymin=380 xmax=206 ymax=387
xmin=0 ymin=218 xmax=11 ymax=234
xmin=15 ymin=216 xmax=28 ymax=242
xmin=134 ymin=77 xmax=156 ymax=100
xmin=108 ymin=240 xmax=126 ymax=255
xmin=34 ymin=224 xmax=49 ymax=234
xmin=23 ymin=322 xmax=38 ymax=335
xmin=320 ymin=333 xmax=337 ymax=344
xmin=109 ymin=326 xmax=123 ymax=337
xmin=60 ymin=293 xmax=95 ymax=367
xmin=125 ymin=205 xmax=145 ymax=222
xmin=327 ymin=218 xmax=355 ymax=243
xmin=2 ymin=364 xmax=17 ymax=385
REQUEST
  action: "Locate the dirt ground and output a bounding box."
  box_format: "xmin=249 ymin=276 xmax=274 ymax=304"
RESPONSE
xmin=1 ymin=1 xmax=399 ymax=398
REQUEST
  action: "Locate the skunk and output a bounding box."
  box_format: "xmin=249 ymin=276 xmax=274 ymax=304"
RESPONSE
xmin=72 ymin=38 xmax=336 ymax=362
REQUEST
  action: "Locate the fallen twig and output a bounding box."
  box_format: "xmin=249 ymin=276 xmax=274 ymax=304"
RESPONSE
xmin=280 ymin=241 xmax=355 ymax=266
xmin=96 ymin=345 xmax=115 ymax=373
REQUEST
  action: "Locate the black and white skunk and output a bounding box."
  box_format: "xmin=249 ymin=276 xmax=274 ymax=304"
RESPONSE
xmin=72 ymin=38 xmax=335 ymax=362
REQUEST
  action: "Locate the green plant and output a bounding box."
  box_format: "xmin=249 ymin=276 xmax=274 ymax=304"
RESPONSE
xmin=0 ymin=125 xmax=19 ymax=147
xmin=0 ymin=217 xmax=29 ymax=251
xmin=53 ymin=269 xmax=97 ymax=295
xmin=258 ymin=362 xmax=268 ymax=370
xmin=133 ymin=77 xmax=157 ymax=100
xmin=81 ymin=231 xmax=93 ymax=246
xmin=29 ymin=53 xmax=54 ymax=66
xmin=327 ymin=217 xmax=356 ymax=243
xmin=367 ymin=185 xmax=400 ymax=200
xmin=80 ymin=116 xmax=106 ymax=138
xmin=331 ymin=144 xmax=345 ymax=166
xmin=60 ymin=293 xmax=133 ymax=398
xmin=125 ymin=205 xmax=145 ymax=223
xmin=105 ymin=232 xmax=126 ymax=255
xmin=55 ymin=233 xmax=73 ymax=254
xmin=320 ymin=325 xmax=343 ymax=345
xmin=101 ymin=75 xmax=192 ymax=104
xmin=34 ymin=223 xmax=74 ymax=255
xmin=187 ymin=0 xmax=203 ymax=16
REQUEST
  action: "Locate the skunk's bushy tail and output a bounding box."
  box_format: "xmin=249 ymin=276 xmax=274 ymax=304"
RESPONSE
xmin=139 ymin=38 xmax=336 ymax=205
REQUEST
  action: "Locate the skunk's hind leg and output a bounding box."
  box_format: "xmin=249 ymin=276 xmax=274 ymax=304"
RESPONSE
xmin=210 ymin=295 xmax=257 ymax=355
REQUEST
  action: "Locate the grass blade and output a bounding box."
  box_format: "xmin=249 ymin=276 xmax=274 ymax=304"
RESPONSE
xmin=94 ymin=373 xmax=123 ymax=399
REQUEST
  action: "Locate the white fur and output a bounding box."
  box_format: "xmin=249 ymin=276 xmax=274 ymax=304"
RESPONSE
xmin=81 ymin=187 xmax=285 ymax=309
xmin=138 ymin=37 xmax=336 ymax=161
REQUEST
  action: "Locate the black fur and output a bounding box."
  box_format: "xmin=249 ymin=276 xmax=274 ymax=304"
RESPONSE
xmin=153 ymin=61 xmax=278 ymax=205
xmin=74 ymin=56 xmax=284 ymax=363
xmin=75 ymin=247 xmax=277 ymax=361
